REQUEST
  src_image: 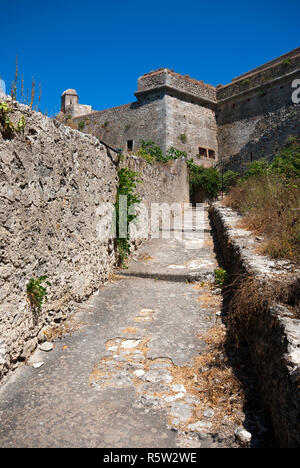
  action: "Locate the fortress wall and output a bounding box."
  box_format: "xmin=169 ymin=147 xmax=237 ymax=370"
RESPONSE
xmin=217 ymin=53 xmax=300 ymax=171
xmin=0 ymin=98 xmax=188 ymax=382
xmin=72 ymin=93 xmax=167 ymax=153
xmin=165 ymin=95 xmax=218 ymax=165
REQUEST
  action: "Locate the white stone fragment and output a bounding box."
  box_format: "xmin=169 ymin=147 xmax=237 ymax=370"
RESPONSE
xmin=133 ymin=369 xmax=145 ymax=377
xmin=107 ymin=346 xmax=118 ymax=352
xmin=188 ymin=421 xmax=212 ymax=431
xmin=38 ymin=342 xmax=53 ymax=352
xmin=32 ymin=362 xmax=44 ymax=369
xmin=235 ymin=427 xmax=252 ymax=444
xmin=171 ymin=384 xmax=186 ymax=393
xmin=164 ymin=392 xmax=185 ymax=402
xmin=140 ymin=309 xmax=154 ymax=315
xmin=121 ymin=339 xmax=141 ymax=349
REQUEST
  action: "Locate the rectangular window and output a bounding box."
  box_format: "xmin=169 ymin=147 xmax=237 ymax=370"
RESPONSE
xmin=198 ymin=147 xmax=207 ymax=158
xmin=127 ymin=140 xmax=133 ymax=151
xmin=208 ymin=149 xmax=215 ymax=159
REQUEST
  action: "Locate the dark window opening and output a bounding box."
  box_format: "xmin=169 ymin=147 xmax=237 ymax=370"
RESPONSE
xmin=208 ymin=149 xmax=215 ymax=159
xmin=198 ymin=147 xmax=207 ymax=158
xmin=127 ymin=140 xmax=133 ymax=151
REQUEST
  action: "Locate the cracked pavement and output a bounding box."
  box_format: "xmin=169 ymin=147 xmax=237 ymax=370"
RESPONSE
xmin=0 ymin=207 xmax=251 ymax=448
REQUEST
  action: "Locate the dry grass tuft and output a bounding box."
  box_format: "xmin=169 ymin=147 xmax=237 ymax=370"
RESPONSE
xmin=224 ymin=174 xmax=300 ymax=264
xmin=43 ymin=318 xmax=85 ymax=341
xmin=225 ymin=274 xmax=300 ymax=336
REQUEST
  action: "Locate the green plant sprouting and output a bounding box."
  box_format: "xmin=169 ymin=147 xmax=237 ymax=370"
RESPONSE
xmin=137 ymin=140 xmax=187 ymax=164
xmin=115 ymin=168 xmax=142 ymax=266
xmin=214 ymin=267 xmax=228 ymax=286
xmin=26 ymin=276 xmax=51 ymax=316
xmin=17 ymin=115 xmax=26 ymax=133
xmin=178 ymin=133 xmax=187 ymax=144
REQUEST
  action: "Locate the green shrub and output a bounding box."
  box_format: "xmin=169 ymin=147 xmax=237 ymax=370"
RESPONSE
xmin=78 ymin=121 xmax=85 ymax=130
xmin=187 ymin=159 xmax=221 ymax=198
xmin=223 ymin=170 xmax=240 ymax=193
xmin=243 ymin=159 xmax=269 ymax=180
xmin=270 ymin=136 xmax=300 ymax=181
xmin=140 ymin=140 xmax=165 ymax=162
xmin=225 ymin=137 xmax=300 ymax=264
xmin=139 ymin=141 xmax=186 ymax=164
xmin=165 ymin=147 xmax=187 ymax=160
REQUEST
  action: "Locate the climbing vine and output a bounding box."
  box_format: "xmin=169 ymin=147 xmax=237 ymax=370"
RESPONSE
xmin=115 ymin=168 xmax=141 ymax=266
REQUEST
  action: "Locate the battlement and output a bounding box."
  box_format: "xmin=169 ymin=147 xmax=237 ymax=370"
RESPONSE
xmin=136 ymin=68 xmax=216 ymax=104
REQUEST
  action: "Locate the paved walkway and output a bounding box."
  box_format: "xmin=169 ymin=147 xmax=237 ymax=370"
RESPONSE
xmin=0 ymin=207 xmax=269 ymax=448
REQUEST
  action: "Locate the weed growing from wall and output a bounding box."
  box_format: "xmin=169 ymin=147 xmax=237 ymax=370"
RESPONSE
xmin=138 ymin=140 xmax=186 ymax=164
xmin=26 ymin=276 xmax=51 ymax=323
xmin=9 ymin=56 xmax=42 ymax=110
xmin=115 ymin=168 xmax=141 ymax=266
xmin=0 ymin=102 xmax=26 ymax=139
xmin=178 ymin=133 xmax=187 ymax=144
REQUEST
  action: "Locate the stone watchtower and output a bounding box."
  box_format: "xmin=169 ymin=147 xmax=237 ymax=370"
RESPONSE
xmin=60 ymin=89 xmax=92 ymax=118
xmin=61 ymin=89 xmax=79 ymax=114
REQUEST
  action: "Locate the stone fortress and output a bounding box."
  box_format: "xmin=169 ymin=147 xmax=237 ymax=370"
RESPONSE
xmin=60 ymin=46 xmax=300 ymax=170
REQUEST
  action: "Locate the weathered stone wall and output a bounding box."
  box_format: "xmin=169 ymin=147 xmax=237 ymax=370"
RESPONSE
xmin=210 ymin=204 xmax=300 ymax=448
xmin=217 ymin=52 xmax=300 ymax=170
xmin=73 ymin=93 xmax=167 ymax=153
xmin=0 ymin=97 xmax=189 ymax=382
xmin=165 ymin=95 xmax=217 ymax=164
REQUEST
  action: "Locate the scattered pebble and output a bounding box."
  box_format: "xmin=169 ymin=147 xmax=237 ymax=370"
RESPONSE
xmin=171 ymin=384 xmax=186 ymax=393
xmin=38 ymin=342 xmax=53 ymax=352
xmin=32 ymin=362 xmax=44 ymax=369
xmin=121 ymin=340 xmax=141 ymax=349
xmin=164 ymin=392 xmax=185 ymax=402
xmin=235 ymin=427 xmax=252 ymax=445
xmin=188 ymin=421 xmax=212 ymax=431
xmin=203 ymin=408 xmax=215 ymax=419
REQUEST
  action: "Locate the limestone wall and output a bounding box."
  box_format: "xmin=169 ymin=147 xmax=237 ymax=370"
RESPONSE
xmin=0 ymin=98 xmax=189 ymax=382
xmin=210 ymin=204 xmax=300 ymax=448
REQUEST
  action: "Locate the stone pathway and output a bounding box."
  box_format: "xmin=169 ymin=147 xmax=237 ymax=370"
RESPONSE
xmin=0 ymin=207 xmax=271 ymax=448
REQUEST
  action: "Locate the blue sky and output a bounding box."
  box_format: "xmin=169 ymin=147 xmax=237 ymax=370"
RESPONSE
xmin=1 ymin=0 xmax=299 ymax=115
